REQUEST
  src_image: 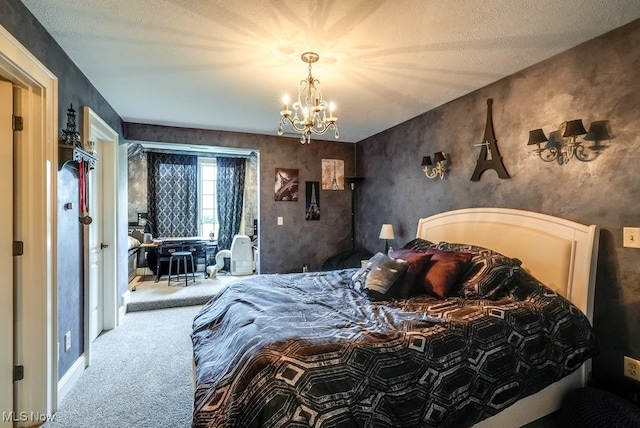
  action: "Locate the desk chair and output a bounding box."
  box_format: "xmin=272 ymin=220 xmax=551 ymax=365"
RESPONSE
xmin=211 ymin=235 xmax=255 ymax=276
xmin=168 ymin=250 xmax=195 ymax=287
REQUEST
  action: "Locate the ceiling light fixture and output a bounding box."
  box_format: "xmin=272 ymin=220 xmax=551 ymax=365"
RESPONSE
xmin=278 ymin=52 xmax=339 ymax=144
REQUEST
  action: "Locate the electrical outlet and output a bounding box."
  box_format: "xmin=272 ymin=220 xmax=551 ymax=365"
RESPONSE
xmin=623 ymin=227 xmax=640 ymax=248
xmin=277 ymin=216 xmax=283 ymax=226
xmin=624 ymin=356 xmax=640 ymax=381
xmin=64 ymin=331 xmax=71 ymax=351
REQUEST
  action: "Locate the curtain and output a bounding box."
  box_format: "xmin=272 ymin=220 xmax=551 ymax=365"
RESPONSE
xmin=147 ymin=152 xmax=198 ymax=237
xmin=216 ymin=157 xmax=246 ymax=250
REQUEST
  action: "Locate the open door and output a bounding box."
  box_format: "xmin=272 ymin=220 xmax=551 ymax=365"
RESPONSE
xmin=83 ymin=107 xmax=119 ymax=366
xmin=0 ymin=80 xmax=14 ymax=427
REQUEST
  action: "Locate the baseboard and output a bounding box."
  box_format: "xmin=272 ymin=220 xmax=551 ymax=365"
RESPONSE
xmin=58 ymin=355 xmax=85 ymax=404
xmin=120 ymin=290 xmax=131 ymax=318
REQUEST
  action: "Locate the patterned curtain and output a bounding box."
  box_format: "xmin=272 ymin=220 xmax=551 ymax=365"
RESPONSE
xmin=216 ymin=157 xmax=246 ymax=250
xmin=147 ymin=152 xmax=198 ymax=237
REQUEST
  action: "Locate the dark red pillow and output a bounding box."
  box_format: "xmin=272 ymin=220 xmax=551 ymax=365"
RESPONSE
xmin=413 ymin=249 xmax=473 ymax=299
xmin=389 ymin=248 xmax=433 ymax=298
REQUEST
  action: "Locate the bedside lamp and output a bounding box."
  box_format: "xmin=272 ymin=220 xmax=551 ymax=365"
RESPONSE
xmin=379 ymin=224 xmax=395 ymax=254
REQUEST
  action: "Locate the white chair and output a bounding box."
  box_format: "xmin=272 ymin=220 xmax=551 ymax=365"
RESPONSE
xmin=211 ymin=235 xmax=255 ymax=276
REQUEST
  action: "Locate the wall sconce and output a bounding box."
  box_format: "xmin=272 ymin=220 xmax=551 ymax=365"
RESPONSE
xmin=421 ymin=152 xmax=447 ymax=179
xmin=379 ymin=224 xmax=395 ymax=254
xmin=527 ymin=119 xmax=601 ymax=163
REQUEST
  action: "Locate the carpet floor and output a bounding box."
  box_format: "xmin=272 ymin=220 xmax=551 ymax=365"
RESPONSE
xmin=41 ymin=274 xmax=253 ymax=427
xmin=43 ymin=305 xmax=202 ymax=428
xmin=127 ymin=272 xmax=250 ymax=311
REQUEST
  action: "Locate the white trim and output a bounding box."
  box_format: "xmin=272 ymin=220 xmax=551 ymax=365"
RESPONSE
xmin=120 ymin=290 xmax=131 ymax=319
xmin=57 ymin=356 xmax=85 ymax=404
xmin=138 ymin=141 xmax=253 ymax=156
xmin=0 ymin=24 xmax=58 ymax=417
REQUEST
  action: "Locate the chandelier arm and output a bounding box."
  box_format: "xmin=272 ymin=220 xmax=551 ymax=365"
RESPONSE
xmin=280 ymin=117 xmax=311 ymax=134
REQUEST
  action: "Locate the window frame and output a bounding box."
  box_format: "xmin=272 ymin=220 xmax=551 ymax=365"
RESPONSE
xmin=197 ymin=158 xmax=219 ymax=238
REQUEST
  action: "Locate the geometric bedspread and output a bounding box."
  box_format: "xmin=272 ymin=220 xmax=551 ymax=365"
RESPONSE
xmin=191 ymin=269 xmax=597 ymax=427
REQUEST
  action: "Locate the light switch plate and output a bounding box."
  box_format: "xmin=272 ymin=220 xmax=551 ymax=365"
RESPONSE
xmin=277 ymin=216 xmax=283 ymax=226
xmin=623 ymin=227 xmax=640 ymax=248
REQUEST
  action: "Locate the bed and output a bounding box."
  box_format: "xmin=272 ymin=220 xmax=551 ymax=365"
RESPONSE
xmin=191 ymin=208 xmax=599 ymax=427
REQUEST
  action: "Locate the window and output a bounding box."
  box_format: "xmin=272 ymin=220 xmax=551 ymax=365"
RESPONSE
xmin=198 ymin=159 xmax=219 ymax=238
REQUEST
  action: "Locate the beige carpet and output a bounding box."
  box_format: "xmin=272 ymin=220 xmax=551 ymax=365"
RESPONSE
xmin=127 ymin=273 xmax=251 ymax=312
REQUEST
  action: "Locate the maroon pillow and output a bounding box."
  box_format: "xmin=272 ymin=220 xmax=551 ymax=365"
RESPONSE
xmin=389 ymin=248 xmax=433 ymax=298
xmin=413 ymin=249 xmax=473 ymax=299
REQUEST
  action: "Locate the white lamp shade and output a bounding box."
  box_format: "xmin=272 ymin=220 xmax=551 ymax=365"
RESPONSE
xmin=379 ymin=224 xmax=395 ymax=240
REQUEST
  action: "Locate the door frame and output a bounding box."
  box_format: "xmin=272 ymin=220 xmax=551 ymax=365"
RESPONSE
xmin=0 ymin=24 xmax=58 ymax=418
xmin=82 ymin=106 xmax=119 ymax=366
xmin=0 ymin=78 xmax=14 ymax=428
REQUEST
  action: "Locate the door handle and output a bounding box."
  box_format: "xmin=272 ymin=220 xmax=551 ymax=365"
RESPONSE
xmin=100 ymin=243 xmax=109 ymax=250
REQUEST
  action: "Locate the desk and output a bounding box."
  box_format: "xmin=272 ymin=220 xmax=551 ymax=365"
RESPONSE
xmin=144 ymin=238 xmax=217 ymax=282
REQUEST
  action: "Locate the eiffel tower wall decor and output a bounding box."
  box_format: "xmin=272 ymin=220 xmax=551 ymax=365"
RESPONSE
xmin=470 ymin=98 xmax=511 ymax=181
xmin=305 ymin=181 xmax=320 ymax=220
xmin=322 ymin=159 xmax=344 ymax=190
xmin=274 ymin=168 xmax=299 ymax=201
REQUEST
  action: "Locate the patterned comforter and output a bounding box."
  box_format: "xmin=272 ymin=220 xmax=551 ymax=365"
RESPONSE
xmin=191 ymin=269 xmax=597 ymax=428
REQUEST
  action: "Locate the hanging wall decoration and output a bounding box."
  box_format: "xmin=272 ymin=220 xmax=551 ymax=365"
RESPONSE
xmin=470 ymin=98 xmax=510 ymax=181
xmin=305 ymin=181 xmax=320 ymax=220
xmin=274 ymin=168 xmax=299 ymax=201
xmin=322 ymin=159 xmax=344 ymax=190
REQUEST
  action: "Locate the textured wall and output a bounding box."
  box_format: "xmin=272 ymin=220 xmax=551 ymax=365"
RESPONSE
xmin=125 ymin=124 xmax=356 ymax=273
xmin=1 ymin=0 xmax=126 ymax=380
xmin=356 ymin=19 xmax=640 ymax=399
xmin=127 ymin=150 xmax=148 ymax=222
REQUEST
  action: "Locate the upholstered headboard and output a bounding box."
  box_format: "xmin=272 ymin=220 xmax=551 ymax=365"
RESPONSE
xmin=416 ymin=208 xmax=599 ymax=322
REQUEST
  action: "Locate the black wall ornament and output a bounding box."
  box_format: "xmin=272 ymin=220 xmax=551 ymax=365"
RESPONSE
xmin=470 ymin=98 xmax=510 ymax=181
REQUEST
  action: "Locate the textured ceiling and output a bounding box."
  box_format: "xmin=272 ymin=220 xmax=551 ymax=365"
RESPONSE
xmin=21 ymin=0 xmax=640 ymax=143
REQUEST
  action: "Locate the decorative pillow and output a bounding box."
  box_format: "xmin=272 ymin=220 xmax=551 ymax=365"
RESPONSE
xmin=389 ymin=248 xmax=434 ymax=298
xmin=412 ymin=249 xmax=473 ymax=298
xmin=436 ymin=242 xmax=522 ymax=299
xmin=350 ymin=252 xmax=409 ymax=301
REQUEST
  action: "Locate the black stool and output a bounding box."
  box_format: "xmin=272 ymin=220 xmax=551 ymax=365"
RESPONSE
xmin=168 ymin=251 xmax=195 ymax=286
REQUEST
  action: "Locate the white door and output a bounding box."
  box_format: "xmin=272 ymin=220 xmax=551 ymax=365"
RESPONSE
xmin=87 ymin=141 xmax=104 ymax=342
xmin=83 ymin=106 xmax=119 ymax=358
xmin=0 ymin=80 xmax=14 ymax=426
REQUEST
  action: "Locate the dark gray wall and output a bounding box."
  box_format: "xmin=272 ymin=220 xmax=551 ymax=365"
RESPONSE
xmin=125 ymin=124 xmax=356 ymax=273
xmin=356 ymin=19 xmax=640 ymax=400
xmin=1 ymin=0 xmax=126 ymax=380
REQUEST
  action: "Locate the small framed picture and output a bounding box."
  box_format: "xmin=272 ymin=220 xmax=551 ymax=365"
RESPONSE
xmin=274 ymin=168 xmax=299 ymax=201
xmin=305 ymin=181 xmax=320 ymax=220
xmin=322 ymin=159 xmax=344 ymax=190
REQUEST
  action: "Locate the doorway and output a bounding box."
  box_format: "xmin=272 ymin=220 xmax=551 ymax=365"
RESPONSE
xmin=82 ymin=106 xmax=119 ymax=365
xmin=0 ymin=24 xmax=58 ymax=420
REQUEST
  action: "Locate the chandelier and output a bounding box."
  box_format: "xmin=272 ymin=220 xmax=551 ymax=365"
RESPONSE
xmin=278 ymin=52 xmax=339 ymax=144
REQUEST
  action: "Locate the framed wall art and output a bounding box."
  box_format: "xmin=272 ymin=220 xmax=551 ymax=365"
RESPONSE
xmin=274 ymin=168 xmax=299 ymax=201
xmin=305 ymin=181 xmax=320 ymax=220
xmin=322 ymin=159 xmax=344 ymax=190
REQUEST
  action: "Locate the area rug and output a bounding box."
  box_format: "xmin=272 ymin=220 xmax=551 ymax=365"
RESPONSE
xmin=127 ymin=274 xmax=248 ymax=312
